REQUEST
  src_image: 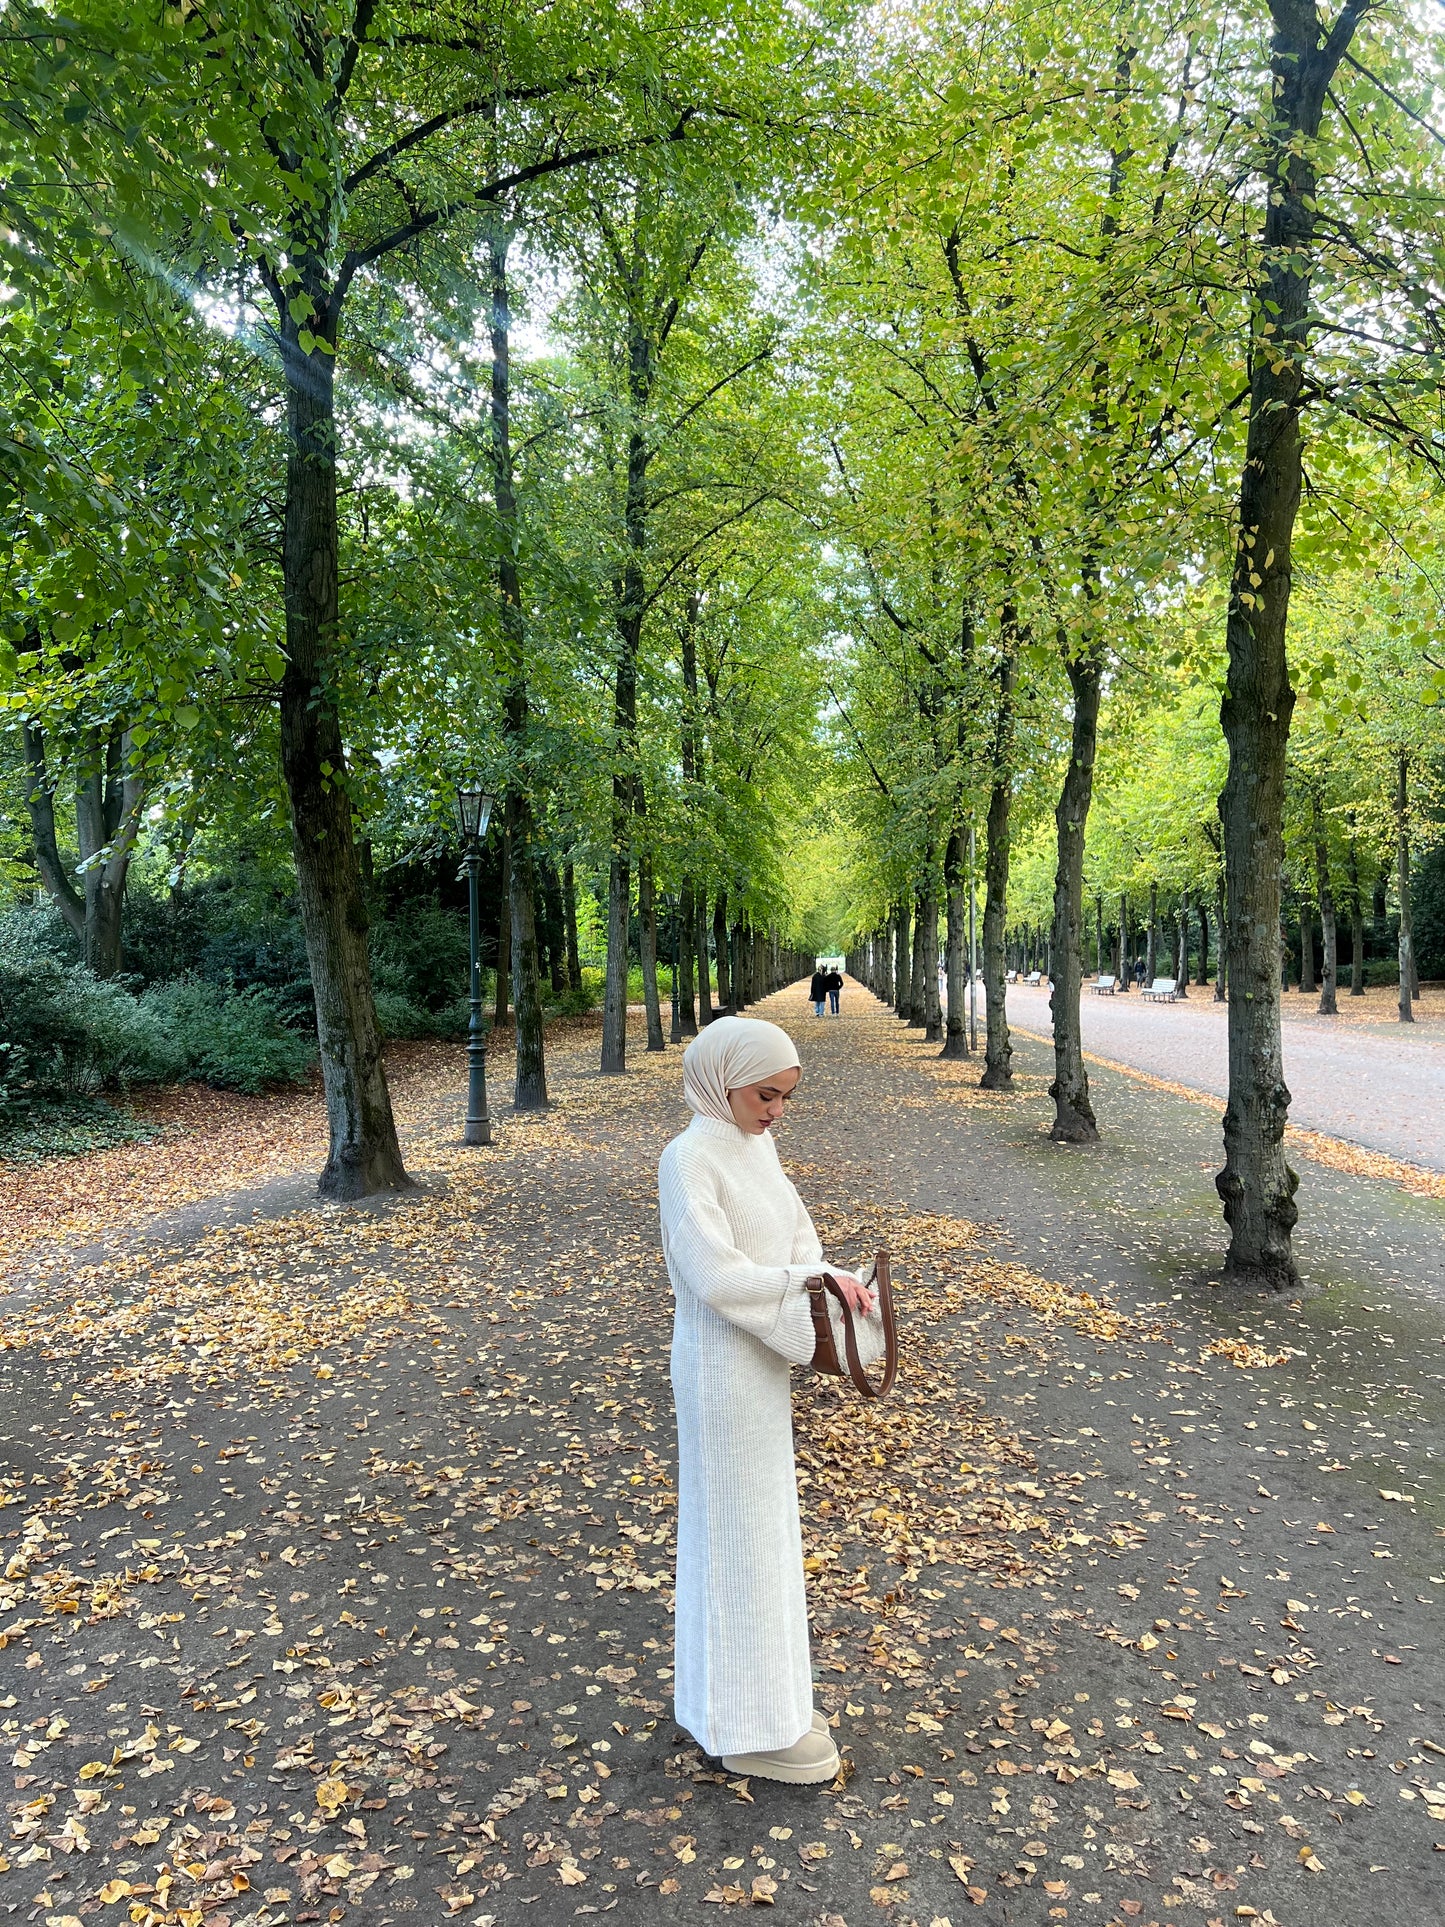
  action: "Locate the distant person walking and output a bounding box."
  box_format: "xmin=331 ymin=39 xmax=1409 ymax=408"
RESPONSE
xmin=825 ymin=966 xmax=842 ymax=1016
xmin=658 ymin=1017 xmax=873 ymax=1783
xmin=808 ymin=968 xmax=827 ymax=1017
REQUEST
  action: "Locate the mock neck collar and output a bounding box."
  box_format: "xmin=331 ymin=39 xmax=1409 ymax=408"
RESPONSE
xmin=687 ymin=1112 xmax=768 ymax=1146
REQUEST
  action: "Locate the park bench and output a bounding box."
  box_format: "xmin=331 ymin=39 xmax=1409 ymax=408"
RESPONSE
xmin=1006 ymin=969 xmax=1018 ymax=983
xmin=1093 ymin=973 xmax=1117 ymax=995
xmin=1025 ymin=970 xmax=1043 ymax=986
xmin=1142 ymin=977 xmax=1178 ymax=1002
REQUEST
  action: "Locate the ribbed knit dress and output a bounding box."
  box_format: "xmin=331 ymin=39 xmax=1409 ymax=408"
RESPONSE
xmin=659 ymin=1111 xmax=827 ymax=1758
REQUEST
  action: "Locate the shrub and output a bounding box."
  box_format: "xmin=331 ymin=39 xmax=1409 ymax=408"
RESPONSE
xmin=0 ymin=913 xmax=179 ymax=1110
xmin=0 ymin=909 xmax=316 ymax=1150
xmin=138 ymin=981 xmax=315 ymax=1094
xmin=545 ymin=979 xmax=599 ymax=1018
xmin=373 ymin=989 xmax=469 ymax=1041
xmin=370 ymin=899 xmax=470 ymax=1015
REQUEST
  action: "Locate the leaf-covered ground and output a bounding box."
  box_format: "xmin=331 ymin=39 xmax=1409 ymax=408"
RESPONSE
xmin=1 ymin=987 xmax=1442 ymax=1927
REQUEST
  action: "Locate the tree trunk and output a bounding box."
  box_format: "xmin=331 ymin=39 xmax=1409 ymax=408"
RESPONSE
xmin=695 ymin=890 xmax=714 ymax=1025
xmin=1313 ymin=792 xmax=1337 ymax=1015
xmin=921 ymin=878 xmax=943 ymax=1043
xmin=1298 ymin=894 xmax=1315 ymax=996
xmin=1347 ymin=834 xmax=1364 ymax=996
xmin=1214 ymin=870 xmax=1227 ymax=1002
xmin=1048 ymin=653 xmax=1101 ymax=1142
xmin=940 ymin=827 xmax=969 ymax=1057
xmin=637 ymin=842 xmax=665 ymax=1053
xmin=601 ymin=421 xmax=648 ymax=1072
xmin=530 ymin=871 xmax=551 ymax=991
xmin=278 ymin=317 xmax=407 ymax=1197
xmin=541 ymin=861 xmax=568 ymax=997
xmin=493 ymin=838 xmax=511 ymax=1030
xmin=1174 ymin=891 xmax=1191 ymax=996
xmin=677 ymin=879 xmax=698 ymax=1035
xmin=487 ymin=225 xmax=547 ymax=1111
xmin=23 ymin=718 xmax=88 ymax=950
xmin=506 ymin=801 xmax=548 ymax=1109
xmin=601 ymin=836 xmax=630 ymax=1071
xmin=979 ymin=642 xmax=1016 ymax=1089
xmin=1397 ymin=753 xmax=1414 ymax=1024
xmin=1095 ymin=892 xmax=1105 ymax=979
xmin=895 ymin=900 xmax=913 ymax=1021
xmin=563 ymin=859 xmax=583 ymax=992
xmin=712 ymin=892 xmax=731 ymax=1010
xmin=908 ymin=890 xmax=927 ymax=1029
xmin=1117 ymin=892 xmax=1128 ymax=989
xmin=61 ymin=724 xmax=147 ymax=977
xmin=1198 ymin=896 xmax=1210 ymax=986
xmin=1213 ymin=6 xmax=1369 ymax=1286
xmin=730 ymin=921 xmax=745 ymax=1010
xmin=1146 ymin=880 xmax=1158 ymax=984
xmin=677 ymin=596 xmax=712 ymax=1026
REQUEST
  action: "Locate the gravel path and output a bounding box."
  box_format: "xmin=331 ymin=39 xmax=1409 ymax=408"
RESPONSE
xmin=999 ymin=981 xmax=1445 ymax=1172
xmin=2 ymin=998 xmax=1442 ymax=1927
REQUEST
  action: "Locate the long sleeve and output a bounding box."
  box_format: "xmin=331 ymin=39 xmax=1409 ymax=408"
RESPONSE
xmin=660 ymin=1149 xmax=817 ymax=1365
xmin=789 ymin=1190 xmax=824 ymax=1269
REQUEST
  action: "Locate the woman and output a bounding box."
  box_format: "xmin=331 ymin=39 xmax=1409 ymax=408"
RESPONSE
xmin=658 ymin=1015 xmax=874 ymax=1784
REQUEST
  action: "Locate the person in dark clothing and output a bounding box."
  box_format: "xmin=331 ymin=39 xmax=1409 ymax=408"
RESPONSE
xmin=824 ymin=967 xmax=843 ymax=1016
xmin=808 ymin=969 xmax=827 ymax=1017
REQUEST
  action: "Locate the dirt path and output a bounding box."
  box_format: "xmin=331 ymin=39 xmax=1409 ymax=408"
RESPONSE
xmin=0 ymin=988 xmax=1441 ymax=1927
xmin=999 ymin=981 xmax=1445 ymax=1174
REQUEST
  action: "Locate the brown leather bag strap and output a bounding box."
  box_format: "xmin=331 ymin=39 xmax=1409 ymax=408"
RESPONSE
xmin=820 ymin=1249 xmax=897 ymax=1398
xmin=806 ymin=1274 xmax=842 ymax=1377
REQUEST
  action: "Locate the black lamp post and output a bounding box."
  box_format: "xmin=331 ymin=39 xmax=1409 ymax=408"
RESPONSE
xmin=456 ymin=783 xmax=495 ymax=1146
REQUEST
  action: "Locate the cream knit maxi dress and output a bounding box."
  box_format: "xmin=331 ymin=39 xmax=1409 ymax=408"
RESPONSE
xmin=659 ymin=1111 xmax=826 ymax=1758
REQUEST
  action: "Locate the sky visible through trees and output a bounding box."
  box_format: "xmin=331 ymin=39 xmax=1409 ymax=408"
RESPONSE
xmin=3 ymin=0 xmax=1445 ymax=1285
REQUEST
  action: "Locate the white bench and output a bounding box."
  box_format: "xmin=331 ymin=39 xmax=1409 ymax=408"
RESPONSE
xmin=1093 ymin=973 xmax=1117 ymax=995
xmin=1006 ymin=969 xmax=1018 ymax=983
xmin=1142 ymin=977 xmax=1177 ymax=1002
xmin=1025 ymin=970 xmax=1042 ymax=986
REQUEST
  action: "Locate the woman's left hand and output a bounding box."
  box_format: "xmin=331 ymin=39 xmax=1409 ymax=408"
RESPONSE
xmin=830 ymin=1270 xmax=876 ymax=1317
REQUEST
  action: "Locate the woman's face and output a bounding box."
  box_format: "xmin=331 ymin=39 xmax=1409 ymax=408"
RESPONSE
xmin=727 ymin=1066 xmax=800 ymax=1134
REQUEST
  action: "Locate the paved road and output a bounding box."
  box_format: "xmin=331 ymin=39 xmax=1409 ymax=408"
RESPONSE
xmin=997 ymin=980 xmax=1445 ymax=1171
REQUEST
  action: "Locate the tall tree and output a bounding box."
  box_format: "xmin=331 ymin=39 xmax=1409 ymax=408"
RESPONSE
xmin=1215 ymin=0 xmax=1375 ymax=1287
xmin=484 ymin=219 xmax=547 ymax=1108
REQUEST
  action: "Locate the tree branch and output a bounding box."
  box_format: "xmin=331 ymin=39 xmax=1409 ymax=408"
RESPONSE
xmin=335 ymin=108 xmax=696 ymax=300
xmin=1340 ymin=46 xmax=1445 ymax=148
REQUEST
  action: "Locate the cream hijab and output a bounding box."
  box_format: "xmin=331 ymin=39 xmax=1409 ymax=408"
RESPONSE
xmin=681 ymin=1016 xmax=801 ymax=1127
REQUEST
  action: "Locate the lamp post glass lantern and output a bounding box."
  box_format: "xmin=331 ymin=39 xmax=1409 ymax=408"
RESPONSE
xmin=456 ymin=786 xmax=495 ymax=1145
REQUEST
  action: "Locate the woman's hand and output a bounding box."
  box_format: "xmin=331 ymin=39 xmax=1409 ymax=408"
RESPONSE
xmin=829 ymin=1270 xmax=876 ymax=1317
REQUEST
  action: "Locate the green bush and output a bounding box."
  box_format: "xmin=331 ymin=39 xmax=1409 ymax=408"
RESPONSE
xmin=138 ymin=981 xmax=315 ymax=1094
xmin=371 ymin=900 xmax=471 ymax=1016
xmin=0 ymin=916 xmax=179 ymax=1108
xmin=545 ymin=979 xmax=599 ymax=1018
xmin=373 ymin=989 xmax=469 ymax=1041
xmin=0 ymin=911 xmax=315 ymax=1154
xmin=1361 ymin=957 xmax=1408 ymax=988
